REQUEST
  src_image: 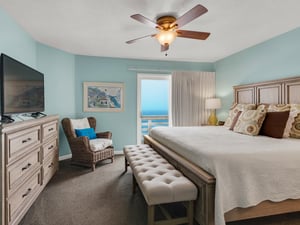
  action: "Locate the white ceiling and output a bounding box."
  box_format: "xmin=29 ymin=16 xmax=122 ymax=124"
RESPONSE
xmin=1 ymin=0 xmax=300 ymax=62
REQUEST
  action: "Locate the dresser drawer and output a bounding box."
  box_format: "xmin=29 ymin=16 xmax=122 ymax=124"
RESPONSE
xmin=42 ymin=121 xmax=57 ymax=141
xmin=42 ymin=138 xmax=58 ymax=159
xmin=6 ymin=148 xmax=41 ymax=196
xmin=6 ymin=169 xmax=42 ymax=225
xmin=43 ymin=151 xmax=58 ymax=185
xmin=6 ymin=126 xmax=41 ymax=164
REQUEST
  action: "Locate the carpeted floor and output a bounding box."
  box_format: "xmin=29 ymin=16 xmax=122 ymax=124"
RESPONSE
xmin=20 ymin=155 xmax=300 ymax=225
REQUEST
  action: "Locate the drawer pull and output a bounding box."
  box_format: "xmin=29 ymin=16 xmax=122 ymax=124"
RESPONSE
xmin=21 ymin=163 xmax=32 ymax=171
xmin=22 ymin=138 xmax=32 ymax=143
xmin=48 ymin=128 xmax=54 ymax=132
xmin=48 ymin=162 xmax=54 ymax=168
xmin=48 ymin=145 xmax=54 ymax=150
xmin=22 ymin=188 xmax=32 ymax=198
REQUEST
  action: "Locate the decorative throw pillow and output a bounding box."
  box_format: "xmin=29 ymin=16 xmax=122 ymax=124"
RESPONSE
xmin=290 ymin=115 xmax=300 ymax=138
xmin=260 ymin=111 xmax=290 ymax=138
xmin=70 ymin=118 xmax=90 ymax=129
xmin=229 ymin=111 xmax=242 ymax=131
xmin=286 ymin=104 xmax=300 ymax=138
xmin=233 ymin=105 xmax=266 ymax=136
xmin=283 ymin=104 xmax=300 ymax=138
xmin=267 ymin=104 xmax=290 ymax=112
xmin=75 ymin=128 xmax=97 ymax=140
xmin=224 ymin=103 xmax=256 ymax=128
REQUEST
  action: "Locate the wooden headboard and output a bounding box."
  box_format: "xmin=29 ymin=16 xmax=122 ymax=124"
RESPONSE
xmin=234 ymin=76 xmax=300 ymax=104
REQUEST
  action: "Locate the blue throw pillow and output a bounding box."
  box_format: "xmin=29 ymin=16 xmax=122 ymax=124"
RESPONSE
xmin=75 ymin=128 xmax=97 ymax=140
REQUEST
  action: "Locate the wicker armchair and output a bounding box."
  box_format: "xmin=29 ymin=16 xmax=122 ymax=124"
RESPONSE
xmin=61 ymin=117 xmax=114 ymax=171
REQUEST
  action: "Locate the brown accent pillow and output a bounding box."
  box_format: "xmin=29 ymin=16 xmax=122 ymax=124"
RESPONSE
xmin=229 ymin=111 xmax=242 ymax=130
xmin=260 ymin=111 xmax=290 ymax=138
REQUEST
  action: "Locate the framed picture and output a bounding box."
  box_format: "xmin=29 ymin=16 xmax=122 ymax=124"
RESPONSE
xmin=83 ymin=82 xmax=124 ymax=112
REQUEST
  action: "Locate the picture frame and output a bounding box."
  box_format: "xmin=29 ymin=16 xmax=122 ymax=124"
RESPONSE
xmin=83 ymin=82 xmax=124 ymax=112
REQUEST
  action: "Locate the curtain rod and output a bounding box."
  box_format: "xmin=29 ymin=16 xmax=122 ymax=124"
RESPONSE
xmin=127 ymin=67 xmax=173 ymax=73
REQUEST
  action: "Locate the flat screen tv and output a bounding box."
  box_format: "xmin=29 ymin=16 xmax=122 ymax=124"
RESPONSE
xmin=0 ymin=53 xmax=45 ymax=118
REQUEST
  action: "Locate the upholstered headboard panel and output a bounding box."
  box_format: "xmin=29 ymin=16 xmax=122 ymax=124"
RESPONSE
xmin=233 ymin=76 xmax=300 ymax=104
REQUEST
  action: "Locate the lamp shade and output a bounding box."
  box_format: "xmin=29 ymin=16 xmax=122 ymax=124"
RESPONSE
xmin=205 ymin=98 xmax=221 ymax=109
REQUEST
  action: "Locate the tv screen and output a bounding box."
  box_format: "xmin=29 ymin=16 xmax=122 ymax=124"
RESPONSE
xmin=1 ymin=54 xmax=45 ymax=115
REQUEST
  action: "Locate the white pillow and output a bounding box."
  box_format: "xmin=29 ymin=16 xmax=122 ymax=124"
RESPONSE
xmin=89 ymin=138 xmax=113 ymax=151
xmin=70 ymin=118 xmax=90 ymax=130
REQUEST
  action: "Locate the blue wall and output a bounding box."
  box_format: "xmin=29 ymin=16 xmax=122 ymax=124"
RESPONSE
xmin=36 ymin=44 xmax=76 ymax=156
xmin=74 ymin=56 xmax=213 ymax=151
xmin=215 ymin=27 xmax=300 ymax=120
xmin=0 ymin=8 xmax=36 ymax=68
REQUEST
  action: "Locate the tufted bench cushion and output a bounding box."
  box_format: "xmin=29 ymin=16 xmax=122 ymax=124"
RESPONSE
xmin=124 ymin=144 xmax=197 ymax=225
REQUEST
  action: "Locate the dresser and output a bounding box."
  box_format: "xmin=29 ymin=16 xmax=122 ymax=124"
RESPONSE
xmin=0 ymin=115 xmax=59 ymax=225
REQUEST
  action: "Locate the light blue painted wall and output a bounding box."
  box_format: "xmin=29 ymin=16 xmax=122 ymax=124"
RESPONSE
xmin=215 ymin=27 xmax=300 ymax=120
xmin=0 ymin=8 xmax=77 ymax=156
xmin=75 ymin=56 xmax=214 ymax=151
xmin=36 ymin=43 xmax=76 ymax=156
xmin=0 ymin=8 xmax=36 ymax=68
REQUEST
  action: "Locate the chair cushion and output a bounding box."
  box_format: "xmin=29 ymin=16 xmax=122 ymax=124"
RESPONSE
xmin=75 ymin=128 xmax=97 ymax=140
xmin=70 ymin=118 xmax=90 ymax=129
xmin=89 ymin=138 xmax=113 ymax=151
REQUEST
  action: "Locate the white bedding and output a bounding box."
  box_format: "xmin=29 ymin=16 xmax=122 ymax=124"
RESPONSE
xmin=149 ymin=126 xmax=300 ymax=225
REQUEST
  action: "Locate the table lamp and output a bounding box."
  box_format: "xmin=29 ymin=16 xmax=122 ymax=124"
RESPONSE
xmin=205 ymin=98 xmax=221 ymax=125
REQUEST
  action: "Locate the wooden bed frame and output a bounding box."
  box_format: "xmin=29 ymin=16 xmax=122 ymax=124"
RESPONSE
xmin=144 ymin=76 xmax=300 ymax=225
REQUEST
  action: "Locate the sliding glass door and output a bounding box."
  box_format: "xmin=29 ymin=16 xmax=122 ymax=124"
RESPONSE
xmin=137 ymin=74 xmax=171 ymax=144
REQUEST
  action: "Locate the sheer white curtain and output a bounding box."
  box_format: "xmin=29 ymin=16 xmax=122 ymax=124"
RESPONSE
xmin=172 ymin=71 xmax=216 ymax=126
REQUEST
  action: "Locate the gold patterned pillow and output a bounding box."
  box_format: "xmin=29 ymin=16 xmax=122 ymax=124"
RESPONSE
xmin=224 ymin=103 xmax=256 ymax=127
xmin=267 ymin=104 xmax=290 ymax=112
xmin=284 ymin=104 xmax=300 ymax=138
xmin=233 ymin=105 xmax=267 ymax=136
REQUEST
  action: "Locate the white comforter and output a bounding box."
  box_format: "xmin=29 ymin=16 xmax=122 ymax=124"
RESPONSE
xmin=149 ymin=126 xmax=300 ymax=225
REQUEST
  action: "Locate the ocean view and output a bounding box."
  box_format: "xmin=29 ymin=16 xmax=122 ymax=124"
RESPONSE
xmin=141 ymin=109 xmax=168 ymax=116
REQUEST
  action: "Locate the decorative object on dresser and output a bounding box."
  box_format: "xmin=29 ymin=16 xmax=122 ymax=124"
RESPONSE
xmin=61 ymin=117 xmax=114 ymax=171
xmin=0 ymin=115 xmax=59 ymax=225
xmin=205 ymin=98 xmax=221 ymax=125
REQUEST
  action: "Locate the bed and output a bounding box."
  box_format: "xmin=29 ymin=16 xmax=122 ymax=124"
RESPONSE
xmin=143 ymin=76 xmax=300 ymax=225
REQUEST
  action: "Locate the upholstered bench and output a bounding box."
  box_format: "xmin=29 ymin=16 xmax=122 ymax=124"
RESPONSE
xmin=123 ymin=144 xmax=198 ymax=225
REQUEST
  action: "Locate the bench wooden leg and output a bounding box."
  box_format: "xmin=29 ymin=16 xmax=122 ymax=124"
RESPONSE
xmin=188 ymin=201 xmax=194 ymax=225
xmin=132 ymin=174 xmax=137 ymax=193
xmin=124 ymin=157 xmax=128 ymax=172
xmin=148 ymin=205 xmax=155 ymax=225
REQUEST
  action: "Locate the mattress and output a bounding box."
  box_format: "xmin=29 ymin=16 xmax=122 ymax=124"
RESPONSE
xmin=149 ymin=126 xmax=300 ymax=225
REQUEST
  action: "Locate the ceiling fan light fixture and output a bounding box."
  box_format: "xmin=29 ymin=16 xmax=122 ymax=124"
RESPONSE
xmin=156 ymin=30 xmax=177 ymax=45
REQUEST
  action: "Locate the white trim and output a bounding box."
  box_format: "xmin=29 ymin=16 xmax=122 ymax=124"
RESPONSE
xmin=137 ymin=74 xmax=172 ymax=144
xmin=59 ymin=154 xmax=72 ymax=161
xmin=114 ymin=150 xmax=123 ymax=155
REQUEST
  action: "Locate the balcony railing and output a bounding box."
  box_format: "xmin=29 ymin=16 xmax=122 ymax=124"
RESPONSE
xmin=140 ymin=115 xmax=169 ymax=141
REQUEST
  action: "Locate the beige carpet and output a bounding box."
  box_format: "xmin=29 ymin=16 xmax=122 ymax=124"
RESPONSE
xmin=20 ymin=155 xmax=300 ymax=225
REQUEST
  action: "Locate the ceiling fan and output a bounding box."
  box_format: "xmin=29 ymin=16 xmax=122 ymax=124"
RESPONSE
xmin=126 ymin=4 xmax=210 ymax=52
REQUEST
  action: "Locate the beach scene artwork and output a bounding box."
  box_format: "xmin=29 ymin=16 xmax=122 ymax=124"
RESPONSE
xmin=83 ymin=82 xmax=124 ymax=112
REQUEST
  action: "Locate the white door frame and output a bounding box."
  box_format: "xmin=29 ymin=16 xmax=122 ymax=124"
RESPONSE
xmin=137 ymin=73 xmax=172 ymax=144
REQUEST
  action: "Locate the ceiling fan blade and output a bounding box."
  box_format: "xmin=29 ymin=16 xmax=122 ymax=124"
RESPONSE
xmin=170 ymin=4 xmax=208 ymax=28
xmin=161 ymin=44 xmax=169 ymax=52
xmin=131 ymin=14 xmax=162 ymax=29
xmin=177 ymin=30 xmax=210 ymax=40
xmin=126 ymin=34 xmax=156 ymax=44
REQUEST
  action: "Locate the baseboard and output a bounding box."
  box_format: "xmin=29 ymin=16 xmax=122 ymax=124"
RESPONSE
xmin=59 ymin=150 xmax=123 ymax=161
xmin=59 ymin=154 xmax=72 ymax=161
xmin=114 ymin=150 xmax=123 ymax=155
